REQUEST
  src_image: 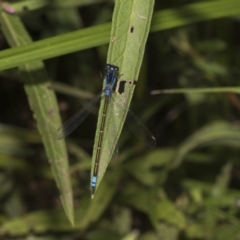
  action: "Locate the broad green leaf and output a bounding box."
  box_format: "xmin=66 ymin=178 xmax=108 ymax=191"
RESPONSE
xmin=124 ymin=149 xmax=171 ymax=186
xmin=90 ymin=0 xmax=155 ymax=195
xmin=156 ymin=200 xmax=186 ymax=229
xmin=0 ymin=13 xmax=74 ymax=225
xmin=149 ymin=190 xmax=186 ymax=230
xmin=1 ymin=0 xmax=240 ymax=71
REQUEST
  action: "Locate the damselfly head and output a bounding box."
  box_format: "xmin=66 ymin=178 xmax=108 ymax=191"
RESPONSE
xmin=105 ymin=64 xmax=119 ymax=72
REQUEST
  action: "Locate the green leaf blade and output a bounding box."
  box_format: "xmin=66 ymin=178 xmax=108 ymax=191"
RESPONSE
xmin=91 ymin=0 xmax=155 ymax=194
xmin=0 ymin=12 xmax=74 ymax=225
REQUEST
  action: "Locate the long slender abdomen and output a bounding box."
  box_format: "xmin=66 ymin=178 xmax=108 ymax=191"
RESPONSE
xmin=91 ymin=96 xmax=109 ymax=197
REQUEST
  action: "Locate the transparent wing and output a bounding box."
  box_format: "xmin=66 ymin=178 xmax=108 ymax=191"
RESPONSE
xmin=126 ymin=108 xmax=156 ymax=148
xmin=112 ymin=94 xmax=156 ymax=148
xmin=55 ymin=91 xmax=103 ymax=140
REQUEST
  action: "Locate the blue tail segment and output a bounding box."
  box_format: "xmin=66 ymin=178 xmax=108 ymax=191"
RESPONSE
xmin=91 ymin=175 xmax=97 ymax=187
xmin=91 ymin=175 xmax=97 ymax=198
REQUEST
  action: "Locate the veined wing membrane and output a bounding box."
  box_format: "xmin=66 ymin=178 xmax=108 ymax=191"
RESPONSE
xmin=126 ymin=108 xmax=156 ymax=148
xmin=56 ymin=91 xmax=103 ymax=140
xmin=112 ymin=93 xmax=156 ymax=148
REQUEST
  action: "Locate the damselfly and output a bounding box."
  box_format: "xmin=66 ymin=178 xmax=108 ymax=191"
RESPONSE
xmin=56 ymin=64 xmax=156 ymax=197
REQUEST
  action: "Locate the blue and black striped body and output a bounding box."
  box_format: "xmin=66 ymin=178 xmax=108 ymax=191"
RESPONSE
xmin=55 ymin=62 xmax=156 ymax=199
xmin=91 ymin=64 xmax=119 ymax=197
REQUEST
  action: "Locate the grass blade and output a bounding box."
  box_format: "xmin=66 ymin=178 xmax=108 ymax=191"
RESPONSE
xmin=0 ymin=12 xmax=74 ymax=225
xmin=91 ymin=0 xmax=155 ymax=194
xmin=0 ymin=0 xmax=240 ymax=71
xmin=169 ymin=121 xmax=240 ymax=169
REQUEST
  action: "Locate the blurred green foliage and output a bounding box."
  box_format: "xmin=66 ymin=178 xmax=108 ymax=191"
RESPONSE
xmin=0 ymin=0 xmax=240 ymax=239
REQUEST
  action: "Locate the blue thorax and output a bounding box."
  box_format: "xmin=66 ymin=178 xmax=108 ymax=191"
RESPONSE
xmin=104 ymin=64 xmax=119 ymax=97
